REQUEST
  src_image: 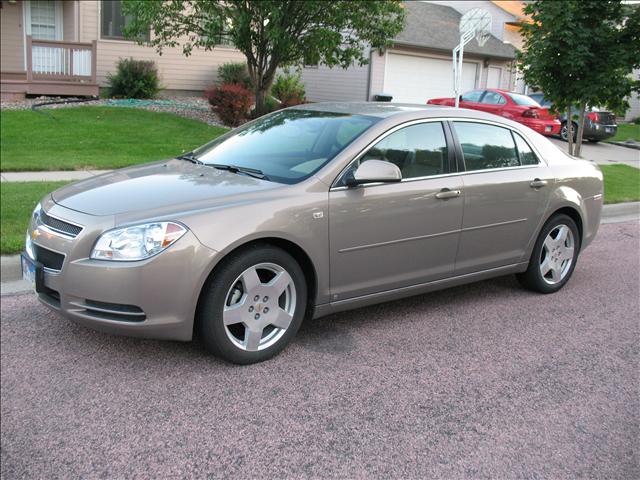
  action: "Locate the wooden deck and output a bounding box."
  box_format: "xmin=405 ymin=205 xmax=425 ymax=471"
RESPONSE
xmin=1 ymin=37 xmax=99 ymax=101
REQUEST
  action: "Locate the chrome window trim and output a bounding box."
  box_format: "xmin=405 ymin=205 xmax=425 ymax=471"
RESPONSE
xmin=329 ymin=116 xmax=548 ymax=191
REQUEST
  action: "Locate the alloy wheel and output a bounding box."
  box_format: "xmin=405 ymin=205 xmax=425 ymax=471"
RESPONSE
xmin=539 ymin=224 xmax=575 ymax=285
xmin=223 ymin=262 xmax=296 ymax=351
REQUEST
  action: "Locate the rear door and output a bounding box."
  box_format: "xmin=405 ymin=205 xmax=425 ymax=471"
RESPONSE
xmin=477 ymin=91 xmax=507 ymax=117
xmin=328 ymin=121 xmax=463 ymax=301
xmin=451 ymin=121 xmax=553 ymax=275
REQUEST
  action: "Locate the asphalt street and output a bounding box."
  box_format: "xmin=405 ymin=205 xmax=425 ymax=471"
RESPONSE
xmin=1 ymin=221 xmax=639 ymax=479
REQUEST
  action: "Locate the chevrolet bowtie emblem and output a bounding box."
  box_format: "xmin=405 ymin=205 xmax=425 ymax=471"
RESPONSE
xmin=31 ymin=229 xmax=41 ymax=240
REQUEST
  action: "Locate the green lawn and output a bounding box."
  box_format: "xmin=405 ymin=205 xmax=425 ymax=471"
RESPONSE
xmin=0 ymin=182 xmax=70 ymax=254
xmin=0 ymin=107 xmax=227 ymax=171
xmin=609 ymin=123 xmax=640 ymax=142
xmin=600 ymin=164 xmax=640 ymax=204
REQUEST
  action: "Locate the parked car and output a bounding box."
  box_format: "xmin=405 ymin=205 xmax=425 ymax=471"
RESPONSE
xmin=22 ymin=104 xmax=603 ymax=364
xmin=428 ymin=89 xmax=561 ymax=137
xmin=528 ymin=93 xmax=618 ymax=143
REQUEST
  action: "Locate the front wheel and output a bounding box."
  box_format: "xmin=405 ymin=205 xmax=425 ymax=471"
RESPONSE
xmin=197 ymin=245 xmax=307 ymax=364
xmin=517 ymin=214 xmax=580 ymax=294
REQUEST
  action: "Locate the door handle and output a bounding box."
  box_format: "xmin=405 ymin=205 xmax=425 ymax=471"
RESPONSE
xmin=435 ymin=188 xmax=461 ymax=200
xmin=530 ymin=178 xmax=548 ymax=188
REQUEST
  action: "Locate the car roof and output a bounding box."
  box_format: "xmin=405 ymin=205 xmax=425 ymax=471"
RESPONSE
xmin=292 ymin=102 xmax=450 ymax=118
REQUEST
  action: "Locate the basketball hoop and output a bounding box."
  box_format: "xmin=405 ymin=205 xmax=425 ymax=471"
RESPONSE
xmin=453 ymin=9 xmax=492 ymax=107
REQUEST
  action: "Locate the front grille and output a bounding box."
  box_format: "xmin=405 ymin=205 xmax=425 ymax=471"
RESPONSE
xmin=34 ymin=244 xmax=65 ymax=271
xmin=78 ymin=299 xmax=146 ymax=322
xmin=38 ymin=287 xmax=61 ymax=309
xmin=40 ymin=210 xmax=83 ymax=238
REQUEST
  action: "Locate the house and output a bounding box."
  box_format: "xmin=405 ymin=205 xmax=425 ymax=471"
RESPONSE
xmin=300 ymin=1 xmax=518 ymax=104
xmin=0 ymin=0 xmax=245 ymax=101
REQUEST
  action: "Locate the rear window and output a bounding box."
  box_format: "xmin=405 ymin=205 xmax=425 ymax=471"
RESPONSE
xmin=509 ymin=93 xmax=542 ymax=107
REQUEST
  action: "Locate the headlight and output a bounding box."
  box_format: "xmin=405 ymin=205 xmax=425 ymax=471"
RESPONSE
xmin=25 ymin=203 xmax=42 ymax=260
xmin=91 ymin=222 xmax=187 ymax=261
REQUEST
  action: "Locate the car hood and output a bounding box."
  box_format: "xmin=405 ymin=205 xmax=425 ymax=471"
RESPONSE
xmin=52 ymin=159 xmax=282 ymax=216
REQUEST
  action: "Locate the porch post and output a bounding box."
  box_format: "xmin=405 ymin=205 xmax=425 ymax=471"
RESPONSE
xmin=91 ymin=40 xmax=97 ymax=84
xmin=26 ymin=35 xmax=33 ymax=82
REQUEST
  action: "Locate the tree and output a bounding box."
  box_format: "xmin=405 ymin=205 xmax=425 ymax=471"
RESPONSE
xmin=123 ymin=0 xmax=405 ymax=116
xmin=517 ymin=1 xmax=640 ymax=156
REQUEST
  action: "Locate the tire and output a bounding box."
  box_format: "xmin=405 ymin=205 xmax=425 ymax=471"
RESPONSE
xmin=587 ymin=139 xmax=600 ymax=143
xmin=197 ymin=245 xmax=307 ymax=364
xmin=517 ymin=214 xmax=581 ymax=294
xmin=560 ymin=122 xmax=577 ymax=142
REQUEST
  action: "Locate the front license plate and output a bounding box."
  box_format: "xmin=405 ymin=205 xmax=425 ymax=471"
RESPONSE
xmin=545 ymin=126 xmax=552 ymax=132
xmin=21 ymin=253 xmax=44 ymax=293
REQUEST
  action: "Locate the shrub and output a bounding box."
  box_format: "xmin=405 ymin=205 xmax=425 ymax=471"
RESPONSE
xmin=106 ymin=58 xmax=161 ymax=99
xmin=271 ymin=69 xmax=306 ymax=107
xmin=205 ymin=83 xmax=252 ymax=126
xmin=632 ymin=116 xmax=640 ymax=125
xmin=218 ymin=62 xmax=251 ymax=88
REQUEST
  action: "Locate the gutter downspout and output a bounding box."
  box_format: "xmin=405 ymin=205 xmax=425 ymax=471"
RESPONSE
xmin=366 ymin=46 xmax=372 ymax=101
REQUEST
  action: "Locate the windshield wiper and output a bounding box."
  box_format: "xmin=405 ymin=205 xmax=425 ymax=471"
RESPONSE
xmin=176 ymin=152 xmax=204 ymax=165
xmin=208 ymin=163 xmax=269 ymax=180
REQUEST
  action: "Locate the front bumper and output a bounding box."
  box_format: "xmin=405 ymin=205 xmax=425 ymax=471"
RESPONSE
xmin=28 ymin=198 xmax=218 ymax=341
xmin=521 ymin=119 xmax=561 ymax=136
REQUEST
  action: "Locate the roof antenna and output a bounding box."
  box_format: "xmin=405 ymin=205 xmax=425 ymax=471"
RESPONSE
xmin=453 ymin=8 xmax=492 ymax=108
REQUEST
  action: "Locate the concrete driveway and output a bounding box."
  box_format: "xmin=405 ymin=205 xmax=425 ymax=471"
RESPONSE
xmin=1 ymin=221 xmax=638 ymax=479
xmin=549 ymin=138 xmax=639 ymax=168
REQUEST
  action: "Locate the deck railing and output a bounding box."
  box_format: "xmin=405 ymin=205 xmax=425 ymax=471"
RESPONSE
xmin=26 ymin=36 xmax=97 ymax=84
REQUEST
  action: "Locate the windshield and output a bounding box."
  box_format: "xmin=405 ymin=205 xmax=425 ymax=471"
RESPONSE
xmin=193 ymin=109 xmax=378 ymax=184
xmin=509 ymin=93 xmax=542 ymax=107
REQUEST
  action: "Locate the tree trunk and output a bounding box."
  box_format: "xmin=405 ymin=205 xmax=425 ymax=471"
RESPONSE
xmin=254 ymin=84 xmax=267 ymax=117
xmin=574 ymin=102 xmax=587 ymax=158
xmin=566 ymin=106 xmax=574 ymax=156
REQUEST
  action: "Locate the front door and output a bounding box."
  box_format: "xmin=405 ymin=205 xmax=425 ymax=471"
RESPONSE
xmin=451 ymin=121 xmax=552 ymax=275
xmin=329 ymin=121 xmax=464 ymax=301
xmin=25 ymin=0 xmax=63 ymax=73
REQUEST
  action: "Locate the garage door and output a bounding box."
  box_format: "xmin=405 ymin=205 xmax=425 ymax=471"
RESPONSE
xmin=385 ymin=53 xmax=478 ymax=104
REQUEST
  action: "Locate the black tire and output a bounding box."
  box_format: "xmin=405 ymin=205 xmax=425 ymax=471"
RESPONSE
xmin=560 ymin=122 xmax=577 ymax=142
xmin=196 ymin=244 xmax=307 ymax=364
xmin=517 ymin=214 xmax=581 ymax=294
xmin=587 ymin=139 xmax=600 ymax=143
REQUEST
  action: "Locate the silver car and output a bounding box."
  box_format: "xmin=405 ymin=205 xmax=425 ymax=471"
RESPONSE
xmin=22 ymin=103 xmax=604 ymax=364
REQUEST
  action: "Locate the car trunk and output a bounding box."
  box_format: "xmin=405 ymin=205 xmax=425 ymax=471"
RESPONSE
xmin=595 ymin=111 xmax=616 ymax=125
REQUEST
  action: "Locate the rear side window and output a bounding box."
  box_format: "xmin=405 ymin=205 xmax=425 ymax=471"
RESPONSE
xmin=513 ymin=132 xmax=539 ymax=165
xmin=360 ymin=122 xmax=449 ymax=179
xmin=481 ymin=91 xmax=506 ymax=105
xmin=453 ymin=122 xmax=519 ymax=170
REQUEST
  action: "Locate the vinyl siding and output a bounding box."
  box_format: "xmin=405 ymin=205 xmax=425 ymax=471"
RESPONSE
xmin=624 ymin=69 xmax=640 ymax=121
xmin=369 ymin=51 xmax=387 ymax=99
xmin=79 ymin=0 xmax=246 ymax=92
xmin=0 ymin=1 xmax=25 ymax=72
xmin=300 ymin=52 xmax=370 ymax=102
xmin=62 ymin=1 xmax=76 ymax=41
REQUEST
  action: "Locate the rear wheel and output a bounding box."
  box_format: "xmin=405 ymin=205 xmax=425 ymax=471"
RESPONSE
xmin=197 ymin=245 xmax=307 ymax=364
xmin=517 ymin=214 xmax=580 ymax=294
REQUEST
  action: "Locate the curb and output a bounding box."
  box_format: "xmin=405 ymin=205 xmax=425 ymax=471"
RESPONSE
xmin=2 ymin=202 xmax=638 ymax=296
xmin=606 ymin=140 xmax=640 ymax=151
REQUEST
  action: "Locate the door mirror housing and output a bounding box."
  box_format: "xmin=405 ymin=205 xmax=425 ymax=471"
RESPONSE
xmin=345 ymin=159 xmax=402 ymax=187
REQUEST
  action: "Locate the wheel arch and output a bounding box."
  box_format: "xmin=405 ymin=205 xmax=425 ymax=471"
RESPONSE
xmin=195 ymin=236 xmax=319 ymax=331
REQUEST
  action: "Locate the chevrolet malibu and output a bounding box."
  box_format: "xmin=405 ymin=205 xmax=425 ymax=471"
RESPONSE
xmin=22 ymin=103 xmax=603 ymax=364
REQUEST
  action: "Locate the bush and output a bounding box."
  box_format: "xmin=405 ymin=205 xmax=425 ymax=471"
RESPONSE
xmin=218 ymin=62 xmax=251 ymax=88
xmin=632 ymin=117 xmax=640 ymax=125
xmin=205 ymin=83 xmax=252 ymax=126
xmin=106 ymin=58 xmax=161 ymax=99
xmin=271 ymin=69 xmax=306 ymax=107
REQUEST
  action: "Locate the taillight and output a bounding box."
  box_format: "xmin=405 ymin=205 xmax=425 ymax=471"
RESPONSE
xmin=522 ymin=108 xmax=539 ymax=118
xmin=587 ymin=112 xmax=599 ymax=122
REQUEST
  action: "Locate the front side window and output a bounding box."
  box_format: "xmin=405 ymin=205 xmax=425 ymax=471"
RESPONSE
xmin=513 ymin=132 xmax=539 ymax=165
xmin=194 ymin=110 xmax=377 ymax=184
xmin=461 ymin=90 xmax=484 ymax=102
xmin=101 ymin=0 xmax=149 ymax=41
xmin=453 ymin=122 xmax=519 ymax=171
xmin=359 ymin=122 xmax=449 ymax=179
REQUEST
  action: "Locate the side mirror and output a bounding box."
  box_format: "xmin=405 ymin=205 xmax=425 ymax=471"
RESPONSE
xmin=345 ymin=160 xmax=402 ymax=187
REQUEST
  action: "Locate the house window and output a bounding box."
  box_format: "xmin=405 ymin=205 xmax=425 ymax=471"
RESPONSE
xmin=101 ymin=0 xmax=149 ymax=41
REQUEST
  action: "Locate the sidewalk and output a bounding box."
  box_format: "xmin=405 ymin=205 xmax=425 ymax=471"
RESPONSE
xmin=1 ymin=170 xmax=111 ymax=182
xmin=2 ymin=202 xmax=638 ymax=296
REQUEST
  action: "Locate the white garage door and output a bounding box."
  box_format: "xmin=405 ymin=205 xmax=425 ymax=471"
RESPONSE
xmin=385 ymin=53 xmax=478 ymax=104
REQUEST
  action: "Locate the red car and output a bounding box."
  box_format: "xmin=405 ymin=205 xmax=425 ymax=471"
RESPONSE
xmin=428 ymin=89 xmax=561 ymax=136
